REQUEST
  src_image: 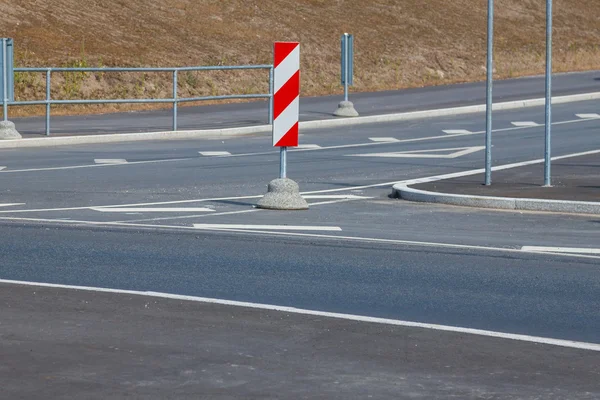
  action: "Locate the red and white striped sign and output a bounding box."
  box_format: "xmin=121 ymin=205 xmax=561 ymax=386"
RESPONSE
xmin=272 ymin=42 xmax=300 ymax=147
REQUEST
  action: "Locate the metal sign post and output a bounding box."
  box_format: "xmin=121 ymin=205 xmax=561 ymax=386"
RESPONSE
xmin=1 ymin=38 xmax=7 ymax=121
xmin=484 ymin=0 xmax=494 ymax=185
xmin=333 ymin=33 xmax=358 ymax=117
xmin=544 ymin=0 xmax=553 ymax=187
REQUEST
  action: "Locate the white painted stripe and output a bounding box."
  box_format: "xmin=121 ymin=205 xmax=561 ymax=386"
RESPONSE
xmin=576 ymin=113 xmax=600 ymax=119
xmin=302 ymin=195 xmax=370 ymax=199
xmin=193 ymin=224 xmax=342 ymax=231
xmin=443 ymin=129 xmax=472 ymax=135
xmin=273 ymin=96 xmax=299 ymax=145
xmin=369 ymin=137 xmax=399 ymax=142
xmin=296 ymin=144 xmax=321 ymax=149
xmin=199 ymin=151 xmax=231 ymax=156
xmin=511 ymin=121 xmax=540 ymax=127
xmin=0 ymin=203 xmax=25 ymax=207
xmin=91 ymin=207 xmax=215 ymax=213
xmin=350 ymin=146 xmax=485 ymax=159
xmin=274 ymin=45 xmax=300 ymax=93
xmin=521 ymin=246 xmax=600 ymax=255
xmin=1 ymin=278 xmax=598 ymax=352
xmin=0 ymin=166 xmax=5 ymax=171
xmin=94 ymin=159 xmax=128 ymax=164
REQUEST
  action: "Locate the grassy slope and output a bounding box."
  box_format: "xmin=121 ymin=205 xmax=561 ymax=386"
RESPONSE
xmin=2 ymin=0 xmax=600 ymax=115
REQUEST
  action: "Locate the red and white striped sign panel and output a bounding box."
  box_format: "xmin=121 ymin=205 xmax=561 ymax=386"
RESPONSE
xmin=272 ymin=42 xmax=300 ymax=147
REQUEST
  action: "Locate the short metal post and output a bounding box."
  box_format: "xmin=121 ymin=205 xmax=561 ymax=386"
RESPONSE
xmin=484 ymin=0 xmax=494 ymax=186
xmin=343 ymin=34 xmax=349 ymax=102
xmin=544 ymin=0 xmax=553 ymax=187
xmin=279 ymin=146 xmax=287 ymax=179
xmin=46 ymin=68 xmax=51 ymax=136
xmin=172 ymin=70 xmax=178 ymax=131
xmin=2 ymin=38 xmax=8 ymax=122
xmin=268 ymin=66 xmax=274 ymax=124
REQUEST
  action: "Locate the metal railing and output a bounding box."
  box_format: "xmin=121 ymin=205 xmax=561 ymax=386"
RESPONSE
xmin=6 ymin=64 xmax=274 ymax=135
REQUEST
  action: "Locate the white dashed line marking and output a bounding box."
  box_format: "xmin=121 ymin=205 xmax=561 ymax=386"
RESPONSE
xmin=94 ymin=159 xmax=128 ymax=164
xmin=193 ymin=224 xmax=342 ymax=231
xmin=296 ymin=144 xmax=322 ymax=149
xmin=91 ymin=207 xmax=215 ymax=213
xmin=576 ymin=113 xmax=600 ymax=119
xmin=511 ymin=121 xmax=540 ymax=127
xmin=368 ymin=137 xmax=399 ymax=142
xmin=443 ymin=129 xmax=472 ymax=135
xmin=199 ymin=151 xmax=231 ymax=156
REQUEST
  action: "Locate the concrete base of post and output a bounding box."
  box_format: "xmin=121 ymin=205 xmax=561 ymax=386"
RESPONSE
xmin=0 ymin=121 xmax=22 ymax=139
xmin=256 ymin=178 xmax=309 ymax=210
xmin=333 ymin=100 xmax=359 ymax=117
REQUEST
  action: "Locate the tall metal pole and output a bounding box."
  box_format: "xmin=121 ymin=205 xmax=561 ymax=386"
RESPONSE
xmin=484 ymin=0 xmax=494 ymax=185
xmin=2 ymin=39 xmax=8 ymax=122
xmin=544 ymin=0 xmax=553 ymax=186
xmin=343 ymin=33 xmax=349 ymax=102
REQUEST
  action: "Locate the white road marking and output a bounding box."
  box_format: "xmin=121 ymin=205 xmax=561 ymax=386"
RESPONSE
xmin=369 ymin=137 xmax=399 ymax=142
xmin=296 ymin=144 xmax=321 ymax=149
xmin=0 ymin=203 xmax=25 ymax=207
xmin=442 ymin=129 xmax=472 ymax=135
xmin=576 ymin=113 xmax=600 ymax=119
xmin=94 ymin=159 xmax=128 ymax=164
xmin=193 ymin=224 xmax=342 ymax=231
xmin=511 ymin=121 xmax=540 ymax=127
xmin=349 ymin=146 xmax=485 ymax=159
xmin=90 ymin=207 xmax=215 ymax=213
xmin=521 ymin=246 xmax=600 ymax=255
xmin=0 ymin=166 xmax=5 ymax=171
xmin=302 ymin=195 xmax=370 ymax=199
xmin=199 ymin=151 xmax=231 ymax=156
xmin=1 ymin=278 xmax=598 ymax=352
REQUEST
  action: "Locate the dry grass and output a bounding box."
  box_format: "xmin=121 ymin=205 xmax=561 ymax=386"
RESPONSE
xmin=2 ymin=0 xmax=600 ymax=117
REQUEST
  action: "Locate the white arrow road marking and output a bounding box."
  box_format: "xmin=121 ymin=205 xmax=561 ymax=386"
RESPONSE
xmin=443 ymin=129 xmax=472 ymax=135
xmin=0 ymin=203 xmax=25 ymax=207
xmin=296 ymin=144 xmax=322 ymax=149
xmin=91 ymin=207 xmax=215 ymax=213
xmin=576 ymin=113 xmax=600 ymax=119
xmin=199 ymin=151 xmax=231 ymax=156
xmin=511 ymin=121 xmax=540 ymax=127
xmin=193 ymin=224 xmax=342 ymax=231
xmin=94 ymin=159 xmax=128 ymax=164
xmin=369 ymin=137 xmax=399 ymax=142
xmin=521 ymin=246 xmax=600 ymax=255
xmin=0 ymin=166 xmax=6 ymax=171
xmin=348 ymin=146 xmax=485 ymax=159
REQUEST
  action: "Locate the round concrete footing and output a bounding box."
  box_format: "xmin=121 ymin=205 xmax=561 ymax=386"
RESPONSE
xmin=333 ymin=100 xmax=359 ymax=117
xmin=256 ymin=178 xmax=309 ymax=210
xmin=0 ymin=121 xmax=22 ymax=140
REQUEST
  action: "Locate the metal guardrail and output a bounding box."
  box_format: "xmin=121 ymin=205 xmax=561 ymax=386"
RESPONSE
xmin=6 ymin=64 xmax=274 ymax=136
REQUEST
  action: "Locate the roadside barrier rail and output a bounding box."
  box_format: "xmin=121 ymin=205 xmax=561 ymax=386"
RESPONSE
xmin=6 ymin=64 xmax=274 ymax=136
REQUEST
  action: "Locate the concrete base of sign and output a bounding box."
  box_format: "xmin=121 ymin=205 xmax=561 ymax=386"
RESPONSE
xmin=256 ymin=178 xmax=309 ymax=210
xmin=0 ymin=121 xmax=21 ymax=139
xmin=333 ymin=100 xmax=359 ymax=117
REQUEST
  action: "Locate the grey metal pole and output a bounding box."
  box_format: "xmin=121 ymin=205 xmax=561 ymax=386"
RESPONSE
xmin=343 ymin=33 xmax=349 ymax=102
xmin=2 ymin=39 xmax=8 ymax=122
xmin=46 ymin=69 xmax=51 ymax=135
xmin=544 ymin=0 xmax=553 ymax=186
xmin=484 ymin=0 xmax=494 ymax=186
xmin=172 ymin=70 xmax=178 ymax=131
xmin=269 ymin=66 xmax=274 ymax=124
xmin=279 ymin=146 xmax=287 ymax=178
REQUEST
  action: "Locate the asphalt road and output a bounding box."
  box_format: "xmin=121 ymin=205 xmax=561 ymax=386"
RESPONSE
xmin=1 ymin=91 xmax=600 ymax=398
xmin=10 ymin=69 xmax=600 ymax=136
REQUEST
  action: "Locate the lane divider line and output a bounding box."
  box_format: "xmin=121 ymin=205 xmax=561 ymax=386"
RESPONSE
xmin=94 ymin=159 xmax=128 ymax=164
xmin=521 ymin=246 xmax=600 ymax=255
xmin=91 ymin=207 xmax=215 ymax=213
xmin=199 ymin=151 xmax=231 ymax=156
xmin=192 ymin=224 xmax=342 ymax=231
xmin=0 ymin=278 xmax=599 ymax=352
xmin=511 ymin=121 xmax=540 ymax=127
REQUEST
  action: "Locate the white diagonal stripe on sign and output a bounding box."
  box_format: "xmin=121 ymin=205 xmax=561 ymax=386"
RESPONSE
xmin=274 ymin=45 xmax=300 ymax=93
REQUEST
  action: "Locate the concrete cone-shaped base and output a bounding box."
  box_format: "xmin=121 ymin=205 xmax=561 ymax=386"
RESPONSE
xmin=256 ymin=178 xmax=309 ymax=210
xmin=0 ymin=121 xmax=21 ymax=139
xmin=333 ymin=100 xmax=359 ymax=117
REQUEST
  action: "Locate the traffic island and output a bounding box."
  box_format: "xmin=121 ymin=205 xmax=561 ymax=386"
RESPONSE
xmin=0 ymin=121 xmax=21 ymax=139
xmin=256 ymin=178 xmax=309 ymax=210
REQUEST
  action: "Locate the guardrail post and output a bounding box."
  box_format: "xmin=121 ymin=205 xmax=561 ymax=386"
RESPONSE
xmin=172 ymin=69 xmax=178 ymax=131
xmin=46 ymin=68 xmax=51 ymax=136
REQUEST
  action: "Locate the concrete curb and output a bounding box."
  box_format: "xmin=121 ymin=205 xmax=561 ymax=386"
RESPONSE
xmin=1 ymin=90 xmax=600 ymax=149
xmin=392 ymin=185 xmax=600 ymax=215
